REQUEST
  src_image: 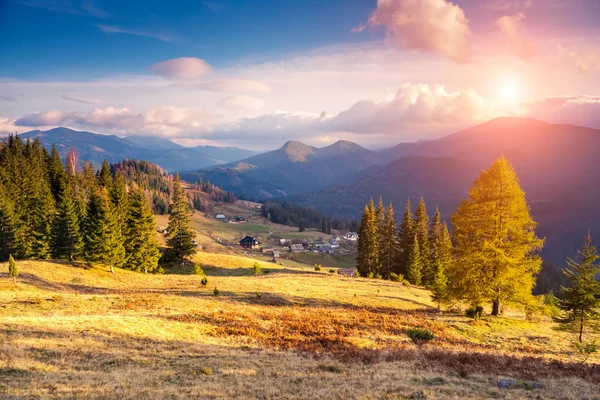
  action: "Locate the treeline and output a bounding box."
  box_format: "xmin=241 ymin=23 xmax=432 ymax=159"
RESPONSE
xmin=261 ymin=200 xmax=358 ymax=232
xmin=358 ymin=157 xmax=544 ymax=314
xmin=0 ymin=135 xmax=161 ymax=272
xmin=111 ymin=159 xmax=173 ymax=215
xmin=196 ymin=179 xmax=236 ymax=203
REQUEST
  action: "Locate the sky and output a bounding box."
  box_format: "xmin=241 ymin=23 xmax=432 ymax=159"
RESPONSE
xmin=0 ymin=0 xmax=599 ymax=150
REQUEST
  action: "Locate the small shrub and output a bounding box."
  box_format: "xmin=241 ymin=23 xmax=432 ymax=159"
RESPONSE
xmin=8 ymin=255 xmax=18 ymax=283
xmin=407 ymin=328 xmax=434 ymax=351
xmin=402 ymin=279 xmax=411 ymax=287
xmin=465 ymin=305 xmax=484 ymax=320
xmin=197 ymin=367 xmax=212 ymax=375
xmin=389 ymin=272 xmax=403 ymax=282
xmin=252 ymin=262 xmax=262 ymax=275
xmin=200 ymin=276 xmax=209 ymax=286
xmin=255 ymin=292 xmax=262 ymax=298
xmin=576 ymin=340 xmax=598 ymax=363
xmin=374 ymin=273 xmax=382 ymax=280
xmin=213 ymin=287 xmax=220 ymax=296
xmin=366 ymin=272 xmax=374 ymax=279
xmin=354 ymin=270 xmax=360 ymax=278
xmin=328 ymin=269 xmax=335 ymax=274
xmin=314 ymin=264 xmax=322 ymax=271
xmin=51 ymin=295 xmax=64 ymax=302
xmin=193 ymin=262 xmax=204 ymax=276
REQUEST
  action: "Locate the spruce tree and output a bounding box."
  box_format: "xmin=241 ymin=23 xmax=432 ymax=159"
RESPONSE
xmin=414 ymin=197 xmax=431 ymax=286
xmin=47 ymin=144 xmax=66 ymax=203
xmin=430 ymin=222 xmax=452 ymax=309
xmin=396 ymin=198 xmax=414 ymax=276
xmin=110 ymin=171 xmax=129 ymax=236
xmin=0 ymin=189 xmax=17 ymax=262
xmin=124 ymin=189 xmax=161 ymax=273
xmin=167 ymin=174 xmax=196 ymax=265
xmin=52 ymin=183 xmax=82 ymax=260
xmin=559 ymin=233 xmax=600 ymax=343
xmin=97 ymin=159 xmax=112 ymax=189
xmin=83 ymin=189 xmax=126 ymax=272
xmin=357 ymin=199 xmax=379 ymax=277
xmin=406 ymin=233 xmax=422 ymax=285
xmin=8 ymin=254 xmax=18 ymax=284
xmin=379 ymin=202 xmax=397 ymax=279
xmin=449 ymin=157 xmax=543 ymax=314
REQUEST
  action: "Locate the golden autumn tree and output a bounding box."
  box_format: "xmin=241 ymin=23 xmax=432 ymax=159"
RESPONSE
xmin=449 ymin=157 xmax=544 ymax=315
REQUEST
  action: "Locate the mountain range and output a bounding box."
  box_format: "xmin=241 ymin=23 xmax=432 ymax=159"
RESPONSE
xmin=20 ymin=127 xmax=256 ymax=171
xmin=186 ymin=117 xmax=600 ymax=265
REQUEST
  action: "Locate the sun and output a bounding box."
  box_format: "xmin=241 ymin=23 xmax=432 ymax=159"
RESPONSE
xmin=498 ymin=79 xmax=519 ymax=102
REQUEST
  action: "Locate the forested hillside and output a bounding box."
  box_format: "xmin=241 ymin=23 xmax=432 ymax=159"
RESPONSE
xmin=0 ymin=135 xmax=160 ymax=272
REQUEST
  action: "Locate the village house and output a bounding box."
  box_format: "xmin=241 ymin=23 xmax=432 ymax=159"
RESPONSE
xmin=239 ymin=236 xmax=260 ymax=249
xmin=344 ymin=232 xmax=358 ymax=241
xmin=289 ymin=244 xmax=304 ymax=252
xmin=278 ymin=238 xmax=287 ymax=246
xmin=260 ymin=247 xmax=274 ymax=254
xmin=216 ymin=214 xmax=227 ymax=221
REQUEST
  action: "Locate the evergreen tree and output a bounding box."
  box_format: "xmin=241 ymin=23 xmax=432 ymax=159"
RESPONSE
xmin=47 ymin=144 xmax=66 ymax=203
xmin=97 ymin=159 xmax=112 ymax=189
xmin=124 ymin=189 xmax=161 ymax=273
xmin=83 ymin=189 xmax=125 ymax=272
xmin=430 ymin=222 xmax=452 ymax=309
xmin=427 ymin=206 xmax=443 ymax=288
xmin=406 ymin=233 xmax=422 ymax=285
xmin=379 ymin=202 xmax=397 ymax=279
xmin=52 ymin=183 xmax=82 ymax=260
xmin=395 ymin=198 xmax=414 ymax=276
xmin=559 ymin=233 xmax=600 ymax=343
xmin=110 ymin=171 xmax=129 ymax=236
xmin=0 ymin=189 xmax=17 ymax=262
xmin=8 ymin=254 xmax=18 ymax=284
xmin=357 ymin=199 xmax=379 ymax=277
xmin=414 ymin=197 xmax=431 ymax=286
xmin=167 ymin=174 xmax=197 ymax=265
xmin=449 ymin=157 xmax=544 ymax=314
xmin=321 ymin=217 xmax=327 ymax=234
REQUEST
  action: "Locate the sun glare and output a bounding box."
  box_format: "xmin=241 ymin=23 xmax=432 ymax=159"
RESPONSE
xmin=498 ymin=79 xmax=519 ymax=102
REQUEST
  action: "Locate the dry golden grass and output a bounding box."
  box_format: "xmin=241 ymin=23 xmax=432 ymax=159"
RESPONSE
xmin=0 ymin=258 xmax=598 ymax=399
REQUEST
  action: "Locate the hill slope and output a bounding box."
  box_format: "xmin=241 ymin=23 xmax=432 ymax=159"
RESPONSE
xmin=20 ymin=127 xmax=256 ymax=171
xmin=180 ymin=140 xmax=385 ymax=198
xmin=1 ymin=259 xmax=597 ymax=399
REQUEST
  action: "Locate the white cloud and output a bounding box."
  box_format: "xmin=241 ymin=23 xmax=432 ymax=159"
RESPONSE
xmin=61 ymin=94 xmax=102 ymax=104
xmin=496 ymin=13 xmax=536 ymax=61
xmin=556 ymin=44 xmax=600 ymax=73
xmin=194 ymin=79 xmax=271 ymax=93
xmin=96 ymin=24 xmax=173 ymax=43
xmin=148 ymin=58 xmax=212 ymax=80
xmin=525 ymin=95 xmax=600 ymax=127
xmin=217 ymin=95 xmax=265 ymax=111
xmin=360 ymin=0 xmax=472 ymax=63
xmin=14 ymin=106 xmax=215 ymax=137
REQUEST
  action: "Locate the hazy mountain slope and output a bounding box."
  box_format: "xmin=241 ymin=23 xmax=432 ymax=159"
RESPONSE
xmin=181 ymin=140 xmax=385 ymax=198
xmin=20 ymin=127 xmax=256 ymax=171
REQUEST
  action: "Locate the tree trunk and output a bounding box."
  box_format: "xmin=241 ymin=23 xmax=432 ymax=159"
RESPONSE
xmin=579 ymin=307 xmax=584 ymax=343
xmin=491 ymin=298 xmax=500 ymax=316
xmin=110 ymin=265 xmax=114 ymax=274
xmin=13 ymin=276 xmax=16 ymax=284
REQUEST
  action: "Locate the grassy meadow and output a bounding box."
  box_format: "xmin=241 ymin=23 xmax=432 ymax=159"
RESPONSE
xmin=1 ymin=256 xmax=598 ymax=399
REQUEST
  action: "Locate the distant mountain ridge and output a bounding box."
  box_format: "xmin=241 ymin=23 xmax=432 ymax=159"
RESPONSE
xmin=19 ymin=127 xmax=257 ymax=171
xmin=180 ymin=139 xmax=386 ymax=198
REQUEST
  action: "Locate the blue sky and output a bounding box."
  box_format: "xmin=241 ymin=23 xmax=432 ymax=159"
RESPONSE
xmin=1 ymin=0 xmax=599 ymax=150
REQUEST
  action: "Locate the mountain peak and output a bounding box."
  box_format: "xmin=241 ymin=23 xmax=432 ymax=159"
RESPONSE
xmin=280 ymin=141 xmax=315 ymax=162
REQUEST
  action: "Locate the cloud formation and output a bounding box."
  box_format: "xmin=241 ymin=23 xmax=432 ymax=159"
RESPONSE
xmin=496 ymin=13 xmax=536 ymax=61
xmin=62 ymin=94 xmax=102 ymax=104
xmin=217 ymin=95 xmax=265 ymax=111
xmin=526 ymin=95 xmax=600 ymax=128
xmin=556 ymin=44 xmax=600 ymax=73
xmin=363 ymin=0 xmax=472 ymax=63
xmin=148 ymin=58 xmax=212 ymax=80
xmin=15 ymin=106 xmax=214 ymax=137
xmin=96 ymin=24 xmax=173 ymax=42
xmin=195 ymin=79 xmax=271 ymax=93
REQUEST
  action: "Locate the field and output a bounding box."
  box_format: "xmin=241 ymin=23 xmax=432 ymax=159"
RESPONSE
xmin=1 ymin=257 xmax=598 ymax=399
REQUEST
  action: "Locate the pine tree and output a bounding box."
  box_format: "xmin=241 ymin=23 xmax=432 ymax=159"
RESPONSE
xmin=427 ymin=206 xmax=443 ymax=288
xmin=321 ymin=217 xmax=327 ymax=234
xmin=110 ymin=171 xmax=129 ymax=236
xmin=357 ymin=199 xmax=379 ymax=277
xmin=0 ymin=189 xmax=17 ymax=262
xmin=430 ymin=222 xmax=452 ymax=309
xmin=8 ymin=254 xmax=18 ymax=284
xmin=396 ymin=198 xmax=414 ymax=276
xmin=97 ymin=159 xmax=112 ymax=189
xmin=167 ymin=174 xmax=197 ymax=265
xmin=379 ymin=202 xmax=397 ymax=279
xmin=48 ymin=144 xmax=66 ymax=203
xmin=124 ymin=189 xmax=161 ymax=273
xmin=449 ymin=157 xmax=544 ymax=314
xmin=406 ymin=233 xmax=422 ymax=285
xmin=52 ymin=183 xmax=82 ymax=260
xmin=414 ymin=197 xmax=431 ymax=286
xmin=83 ymin=189 xmax=126 ymax=272
xmin=559 ymin=233 xmax=600 ymax=343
